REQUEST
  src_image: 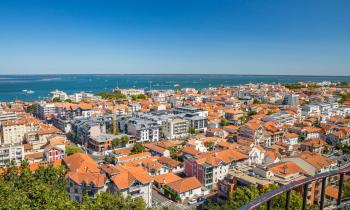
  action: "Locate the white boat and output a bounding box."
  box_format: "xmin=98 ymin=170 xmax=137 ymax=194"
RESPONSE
xmin=27 ymin=90 xmax=35 ymax=94
xmin=22 ymin=89 xmax=28 ymax=92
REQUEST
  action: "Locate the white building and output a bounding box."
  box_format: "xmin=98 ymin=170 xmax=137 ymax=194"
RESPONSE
xmin=114 ymin=88 xmax=145 ymax=96
xmin=162 ymin=117 xmax=189 ymax=139
xmin=127 ymin=119 xmax=160 ymax=142
xmin=0 ymin=144 xmax=24 ymax=166
xmin=50 ymin=89 xmax=68 ymax=101
xmin=36 ymin=102 xmax=57 ymax=120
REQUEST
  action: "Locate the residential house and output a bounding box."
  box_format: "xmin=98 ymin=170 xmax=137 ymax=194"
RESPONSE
xmin=163 ymin=177 xmax=202 ymax=202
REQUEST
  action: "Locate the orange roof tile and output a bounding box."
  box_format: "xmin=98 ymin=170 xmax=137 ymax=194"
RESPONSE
xmin=63 ymin=153 xmax=99 ymax=173
xmin=154 ymin=172 xmax=182 ymax=185
xmin=166 ymin=177 xmax=202 ymax=193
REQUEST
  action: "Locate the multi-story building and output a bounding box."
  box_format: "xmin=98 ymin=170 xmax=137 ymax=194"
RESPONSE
xmin=162 ymin=117 xmax=189 ymax=139
xmin=301 ymin=105 xmax=321 ymax=117
xmin=71 ymin=117 xmax=111 ymax=145
xmin=36 ymin=102 xmax=57 ymax=120
xmin=0 ymin=111 xmax=17 ymax=125
xmin=239 ymin=122 xmax=271 ymax=147
xmin=173 ymin=106 xmax=208 ymax=133
xmin=126 ymin=118 xmax=160 ymax=142
xmin=184 ymin=149 xmax=248 ymax=189
xmin=0 ymin=144 xmax=24 ymax=166
xmin=224 ymin=109 xmax=244 ymax=125
xmin=88 ymin=133 xmax=120 ymax=153
xmin=0 ymin=119 xmax=40 ymax=146
xmin=283 ymin=94 xmax=299 ymax=106
xmin=63 ymin=153 xmax=108 ymax=202
xmin=49 ymin=89 xmax=68 ymax=100
xmin=113 ymin=88 xmax=145 ymax=96
xmin=109 ymin=165 xmax=153 ymax=206
xmin=43 ymin=137 xmax=66 ymax=162
xmin=261 ymin=112 xmax=295 ymax=126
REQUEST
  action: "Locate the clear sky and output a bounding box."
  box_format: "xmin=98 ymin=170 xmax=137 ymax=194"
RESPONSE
xmin=0 ymin=0 xmax=349 ymax=75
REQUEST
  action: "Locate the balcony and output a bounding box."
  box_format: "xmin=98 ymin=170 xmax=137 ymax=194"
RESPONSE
xmin=239 ymin=166 xmax=350 ymax=210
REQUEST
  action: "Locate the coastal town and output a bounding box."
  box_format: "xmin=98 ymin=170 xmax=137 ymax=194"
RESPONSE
xmin=1 ymin=81 xmax=350 ymax=209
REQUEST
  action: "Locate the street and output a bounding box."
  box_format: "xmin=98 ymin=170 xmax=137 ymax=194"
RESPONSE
xmin=152 ymin=189 xmax=189 ymax=210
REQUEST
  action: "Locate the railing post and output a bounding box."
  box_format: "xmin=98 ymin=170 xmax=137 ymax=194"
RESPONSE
xmin=302 ymin=183 xmax=309 ymax=210
xmin=285 ymin=190 xmax=291 ymax=210
xmin=337 ymin=173 xmax=344 ymax=207
xmin=266 ymin=199 xmax=272 ymax=210
xmin=319 ymin=177 xmax=326 ymax=210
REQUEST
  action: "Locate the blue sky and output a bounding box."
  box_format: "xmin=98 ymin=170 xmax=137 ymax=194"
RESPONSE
xmin=0 ymin=0 xmax=349 ymax=75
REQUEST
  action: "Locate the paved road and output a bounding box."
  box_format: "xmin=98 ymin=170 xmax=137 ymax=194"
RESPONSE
xmin=152 ymin=189 xmax=189 ymax=210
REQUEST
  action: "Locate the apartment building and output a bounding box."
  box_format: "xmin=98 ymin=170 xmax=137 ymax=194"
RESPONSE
xmin=184 ymin=149 xmax=248 ymax=189
xmin=239 ymin=122 xmax=272 ymax=147
xmin=126 ymin=118 xmax=160 ymax=142
xmin=162 ymin=117 xmax=189 ymax=139
xmin=0 ymin=118 xmax=40 ymax=146
xmin=173 ymin=106 xmax=208 ymax=133
xmin=36 ymin=102 xmax=57 ymax=120
xmin=50 ymin=89 xmax=69 ymax=100
xmin=0 ymin=144 xmax=24 ymax=166
xmin=113 ymin=88 xmax=145 ymax=96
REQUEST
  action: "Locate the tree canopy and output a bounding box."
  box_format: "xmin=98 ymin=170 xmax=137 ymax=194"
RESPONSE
xmin=121 ymin=136 xmax=130 ymax=145
xmin=96 ymin=92 xmax=127 ymax=100
xmin=52 ymin=97 xmax=61 ymax=102
xmin=131 ymin=94 xmax=147 ymax=100
xmin=220 ymin=118 xmax=229 ymax=126
xmin=112 ymin=138 xmax=120 ymax=148
xmin=65 ymin=146 xmax=83 ymax=156
xmin=130 ymin=143 xmax=146 ymax=154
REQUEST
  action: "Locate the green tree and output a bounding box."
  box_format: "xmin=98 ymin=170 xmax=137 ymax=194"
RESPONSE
xmin=112 ymin=138 xmax=120 ymax=148
xmin=204 ymin=141 xmax=215 ymax=151
xmin=344 ymin=180 xmax=350 ymax=198
xmin=80 ymin=192 xmax=147 ymax=210
xmin=64 ymin=99 xmax=72 ymax=103
xmin=247 ymin=111 xmax=257 ymax=117
xmin=167 ymin=146 xmax=180 ymax=160
xmin=52 ymin=97 xmax=61 ymax=102
xmin=26 ymin=104 xmax=36 ymax=114
xmin=66 ymin=146 xmax=83 ymax=156
xmin=0 ymin=161 xmax=149 ymax=210
xmin=121 ymin=136 xmax=129 ymax=145
xmin=190 ymin=128 xmax=196 ymax=134
xmin=220 ymin=118 xmax=229 ymax=126
xmin=130 ymin=143 xmax=146 ymax=154
xmin=253 ymin=99 xmax=262 ymax=104
xmin=96 ymin=92 xmax=127 ymax=100
xmin=104 ymin=154 xmax=115 ymax=164
xmin=131 ymin=94 xmax=147 ymax=100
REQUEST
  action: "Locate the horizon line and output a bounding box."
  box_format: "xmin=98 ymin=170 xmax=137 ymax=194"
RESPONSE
xmin=1 ymin=73 xmax=350 ymax=77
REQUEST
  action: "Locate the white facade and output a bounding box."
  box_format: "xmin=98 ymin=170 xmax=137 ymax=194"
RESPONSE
xmin=0 ymin=144 xmax=24 ymax=166
xmin=162 ymin=118 xmax=189 ymax=139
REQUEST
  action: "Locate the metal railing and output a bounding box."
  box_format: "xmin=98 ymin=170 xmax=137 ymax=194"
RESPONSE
xmin=239 ymin=166 xmax=350 ymax=210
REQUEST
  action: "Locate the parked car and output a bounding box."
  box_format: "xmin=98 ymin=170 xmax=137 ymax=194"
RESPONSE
xmin=197 ymin=197 xmax=207 ymax=203
xmin=188 ymin=198 xmax=197 ymax=205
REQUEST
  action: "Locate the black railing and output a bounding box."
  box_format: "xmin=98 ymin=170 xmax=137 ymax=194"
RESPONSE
xmin=239 ymin=166 xmax=350 ymax=210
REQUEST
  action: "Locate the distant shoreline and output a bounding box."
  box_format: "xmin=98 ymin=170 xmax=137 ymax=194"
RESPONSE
xmin=1 ymin=74 xmax=349 ymax=102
